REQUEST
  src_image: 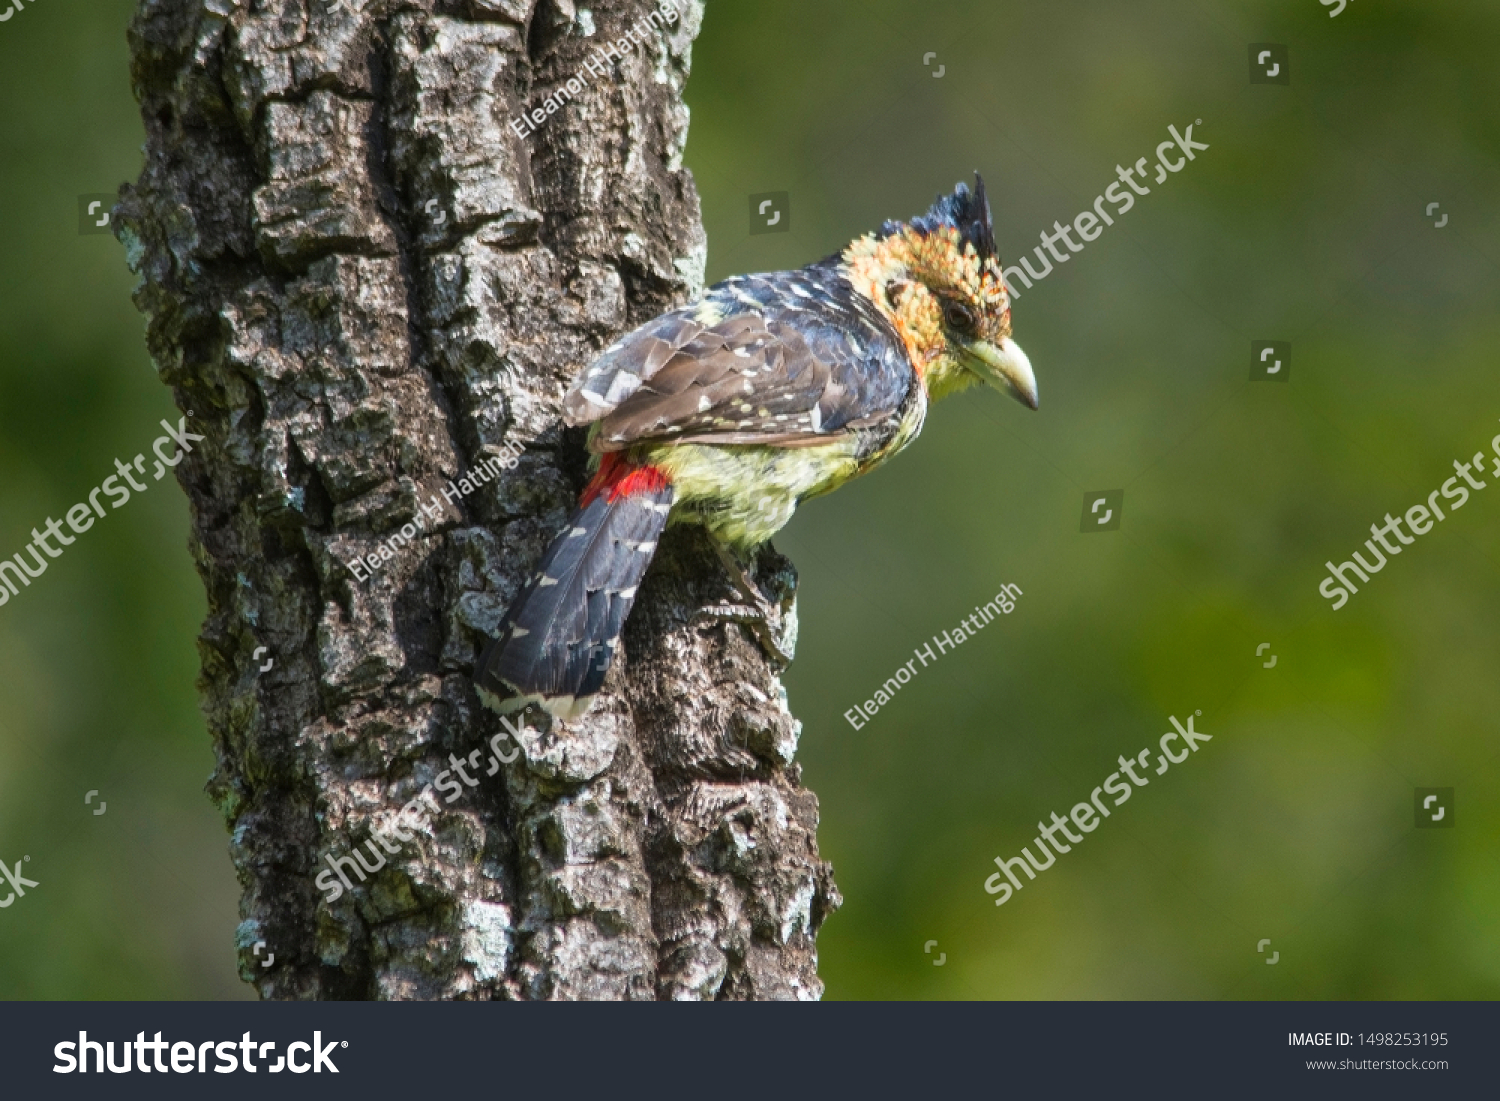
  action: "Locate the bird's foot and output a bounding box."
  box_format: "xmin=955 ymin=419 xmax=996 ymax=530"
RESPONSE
xmin=700 ymin=602 xmax=796 ymax=667
xmin=705 ymin=540 xmax=798 ymax=667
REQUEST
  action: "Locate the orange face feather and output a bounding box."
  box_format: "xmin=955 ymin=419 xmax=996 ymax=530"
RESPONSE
xmin=842 ymin=224 xmax=1013 ymax=397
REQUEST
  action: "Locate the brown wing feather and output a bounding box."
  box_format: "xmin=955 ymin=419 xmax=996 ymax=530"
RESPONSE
xmin=562 ymin=314 xmax=707 ymax=427
xmin=573 ymin=313 xmax=845 ymax=452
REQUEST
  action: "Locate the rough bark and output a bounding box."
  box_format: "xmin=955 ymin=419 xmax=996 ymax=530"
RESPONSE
xmin=120 ymin=0 xmax=838 ymax=1001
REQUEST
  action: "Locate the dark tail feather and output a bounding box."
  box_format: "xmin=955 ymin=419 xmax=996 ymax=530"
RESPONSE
xmin=475 ymin=471 xmax=673 ymax=719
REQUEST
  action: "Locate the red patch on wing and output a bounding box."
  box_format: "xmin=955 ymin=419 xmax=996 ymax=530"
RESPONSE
xmin=579 ymin=452 xmax=672 ymax=507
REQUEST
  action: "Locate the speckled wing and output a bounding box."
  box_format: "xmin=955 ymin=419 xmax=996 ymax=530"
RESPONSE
xmin=562 ymin=267 xmax=916 ymax=452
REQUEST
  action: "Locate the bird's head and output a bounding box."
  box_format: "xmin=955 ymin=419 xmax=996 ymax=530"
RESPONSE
xmin=844 ymin=174 xmax=1037 ymax=409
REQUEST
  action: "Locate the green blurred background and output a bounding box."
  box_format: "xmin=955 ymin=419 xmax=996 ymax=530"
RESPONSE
xmin=1 ymin=0 xmax=1496 ymax=999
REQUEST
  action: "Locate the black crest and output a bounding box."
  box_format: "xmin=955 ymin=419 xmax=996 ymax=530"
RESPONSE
xmin=881 ymin=173 xmax=997 ymax=261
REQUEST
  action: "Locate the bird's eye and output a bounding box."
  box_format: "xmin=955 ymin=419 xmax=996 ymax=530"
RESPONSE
xmin=945 ymin=303 xmax=975 ymax=330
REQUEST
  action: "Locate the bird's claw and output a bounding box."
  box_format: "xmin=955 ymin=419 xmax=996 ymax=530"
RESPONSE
xmin=704 ymin=540 xmax=798 ymax=667
xmin=699 ymin=602 xmax=796 ymax=667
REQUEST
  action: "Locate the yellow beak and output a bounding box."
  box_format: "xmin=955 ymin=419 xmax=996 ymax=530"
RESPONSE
xmin=966 ymin=337 xmax=1038 ymax=410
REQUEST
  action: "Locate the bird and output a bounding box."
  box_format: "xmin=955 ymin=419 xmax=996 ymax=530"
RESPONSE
xmin=475 ymin=174 xmax=1037 ymax=720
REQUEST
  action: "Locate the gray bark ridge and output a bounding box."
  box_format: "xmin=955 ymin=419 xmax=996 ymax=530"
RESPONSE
xmin=121 ymin=0 xmax=839 ymax=1001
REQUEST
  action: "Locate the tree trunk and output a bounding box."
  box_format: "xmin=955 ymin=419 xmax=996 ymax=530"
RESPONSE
xmin=120 ymin=0 xmax=838 ymax=1001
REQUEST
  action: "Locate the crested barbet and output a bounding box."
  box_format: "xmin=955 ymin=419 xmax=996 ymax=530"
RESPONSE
xmin=476 ymin=175 xmax=1037 ymax=719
